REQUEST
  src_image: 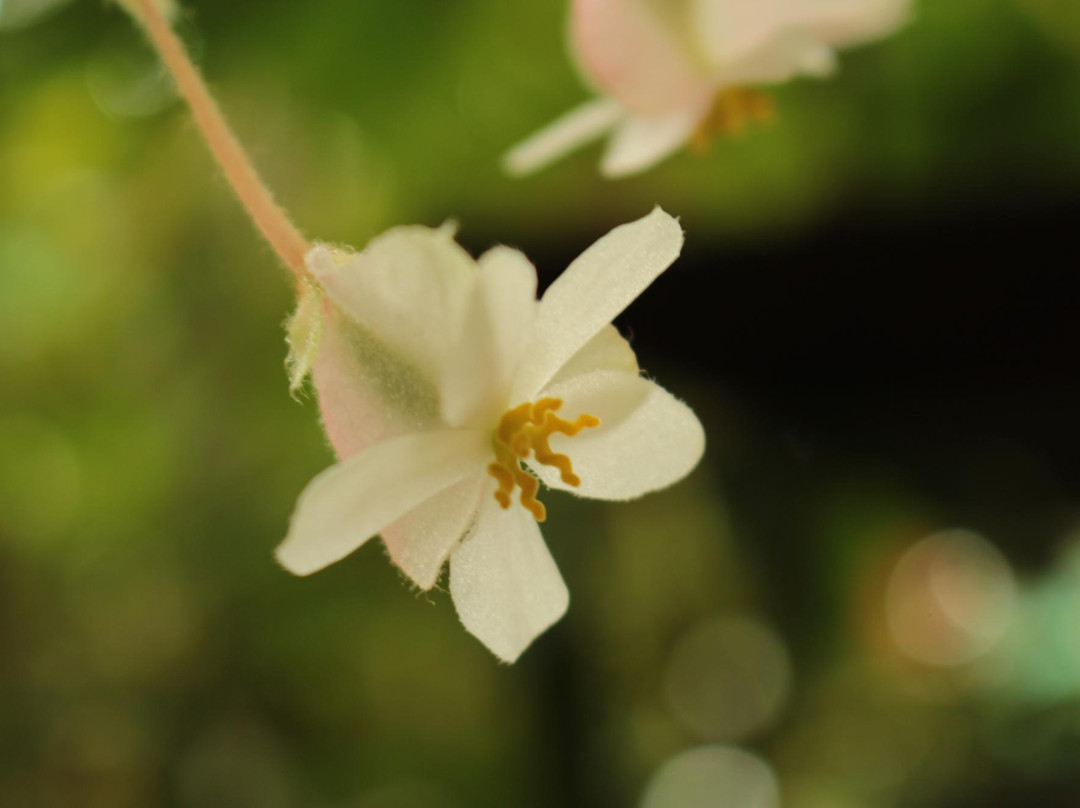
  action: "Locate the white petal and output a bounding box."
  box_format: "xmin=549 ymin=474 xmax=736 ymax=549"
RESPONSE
xmin=307 ymin=230 xmax=476 ymax=383
xmin=381 ymin=472 xmax=487 ymax=590
xmin=312 ymin=301 xmax=442 ymax=460
xmin=442 ymin=247 xmax=538 ymax=427
xmin=503 ymin=98 xmax=625 ymax=177
xmin=693 ymin=0 xmax=910 ymax=72
xmin=510 ymin=207 xmax=683 ymax=402
xmin=799 ymin=42 xmax=839 ymax=77
xmin=528 ymin=370 xmax=705 ymax=501
xmin=572 ymin=0 xmax=715 ymax=115
xmin=806 ymin=0 xmax=912 ymax=47
xmin=277 ymin=429 xmax=490 ymax=576
xmin=600 ymin=109 xmax=705 ymax=178
xmin=450 ymin=496 xmax=569 ymax=663
xmin=547 ymin=324 xmax=639 ymax=388
xmin=712 ymin=29 xmax=838 ymax=86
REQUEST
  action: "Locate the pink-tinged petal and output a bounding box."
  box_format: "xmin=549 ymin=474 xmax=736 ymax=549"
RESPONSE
xmin=510 ymin=207 xmax=683 ymax=402
xmin=528 ymin=370 xmax=705 ymax=501
xmin=504 ymin=97 xmax=626 ymax=177
xmin=382 ymin=472 xmax=487 ymax=591
xmin=572 ymin=0 xmax=715 ymax=116
xmin=600 ymin=108 xmax=707 ymax=178
xmin=277 ymin=428 xmax=490 ymax=577
xmin=450 ymin=495 xmax=569 ymax=663
xmin=311 ymin=300 xmax=442 ymax=460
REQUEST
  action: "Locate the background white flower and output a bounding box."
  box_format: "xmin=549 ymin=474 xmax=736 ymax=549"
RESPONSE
xmin=505 ymin=0 xmax=913 ymax=178
xmin=277 ymin=208 xmax=705 ymax=662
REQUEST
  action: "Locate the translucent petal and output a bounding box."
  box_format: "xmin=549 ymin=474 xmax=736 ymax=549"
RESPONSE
xmin=798 ymin=42 xmax=839 ymax=77
xmin=572 ymin=0 xmax=715 ymax=115
xmin=307 ymin=230 xmax=476 ymax=382
xmin=382 ymin=472 xmax=487 ymax=591
xmin=277 ymin=429 xmax=489 ymax=576
xmin=802 ymin=0 xmax=912 ymax=47
xmin=510 ymin=207 xmax=683 ymax=402
xmin=442 ymin=247 xmax=538 ymax=427
xmin=600 ymin=109 xmax=705 ymax=178
xmin=711 ymin=29 xmax=839 ymax=86
xmin=312 ymin=301 xmax=442 ymax=460
xmin=693 ymin=0 xmax=911 ymax=71
xmin=503 ymin=98 xmax=625 ymax=177
xmin=528 ymin=370 xmax=705 ymax=501
xmin=450 ymin=496 xmax=569 ymax=663
xmin=547 ymin=325 xmax=639 ymax=388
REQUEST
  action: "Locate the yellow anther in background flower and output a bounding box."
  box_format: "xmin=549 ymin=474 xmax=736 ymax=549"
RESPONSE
xmin=487 ymin=398 xmax=600 ymax=522
xmin=691 ymin=88 xmax=774 ymax=153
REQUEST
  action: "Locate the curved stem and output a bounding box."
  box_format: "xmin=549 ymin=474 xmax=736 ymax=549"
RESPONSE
xmin=131 ymin=0 xmax=311 ymax=279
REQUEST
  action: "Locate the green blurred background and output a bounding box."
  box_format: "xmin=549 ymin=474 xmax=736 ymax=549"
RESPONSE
xmin=5 ymin=0 xmax=1080 ymax=805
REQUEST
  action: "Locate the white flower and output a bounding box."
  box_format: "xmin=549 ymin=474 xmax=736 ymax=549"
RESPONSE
xmin=277 ymin=208 xmax=705 ymax=662
xmin=505 ymin=0 xmax=912 ymax=179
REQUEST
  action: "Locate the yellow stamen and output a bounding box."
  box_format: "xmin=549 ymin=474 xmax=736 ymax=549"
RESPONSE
xmin=690 ymin=87 xmax=774 ymax=153
xmin=487 ymin=398 xmax=600 ymax=522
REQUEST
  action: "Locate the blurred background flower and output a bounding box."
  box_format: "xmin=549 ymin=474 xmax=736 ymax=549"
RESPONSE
xmin=4 ymin=0 xmax=1080 ymax=805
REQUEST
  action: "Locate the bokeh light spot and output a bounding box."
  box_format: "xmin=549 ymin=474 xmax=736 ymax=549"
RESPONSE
xmin=663 ymin=615 xmax=792 ymax=741
xmin=886 ymin=529 xmax=1016 ymax=666
xmin=640 ymin=745 xmax=780 ymax=808
xmin=0 ymin=0 xmax=71 ymax=30
xmin=86 ymin=42 xmax=177 ymax=119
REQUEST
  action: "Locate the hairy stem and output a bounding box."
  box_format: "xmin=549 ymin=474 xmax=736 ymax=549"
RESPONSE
xmin=130 ymin=0 xmax=311 ymax=279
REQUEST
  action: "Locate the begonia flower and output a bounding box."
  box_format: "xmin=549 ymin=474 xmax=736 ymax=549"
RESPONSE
xmin=116 ymin=0 xmax=704 ymax=663
xmin=277 ymin=207 xmax=705 ymax=662
xmin=505 ymin=0 xmax=912 ymax=178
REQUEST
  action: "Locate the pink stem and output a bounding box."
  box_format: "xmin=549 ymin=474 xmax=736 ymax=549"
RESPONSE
xmin=132 ymin=0 xmax=311 ymax=279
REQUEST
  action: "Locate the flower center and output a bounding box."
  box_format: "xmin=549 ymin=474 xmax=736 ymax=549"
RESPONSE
xmin=690 ymin=87 xmax=774 ymax=152
xmin=487 ymin=398 xmax=600 ymax=522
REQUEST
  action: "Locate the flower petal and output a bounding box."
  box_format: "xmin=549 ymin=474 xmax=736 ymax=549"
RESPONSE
xmin=547 ymin=324 xmax=639 ymax=387
xmin=381 ymin=472 xmax=487 ymax=590
xmin=693 ymin=0 xmax=910 ymax=73
xmin=572 ymin=0 xmax=715 ymax=115
xmin=307 ymin=229 xmax=476 ymax=383
xmin=450 ymin=496 xmax=569 ymax=663
xmin=600 ymin=108 xmax=705 ymax=178
xmin=710 ymin=28 xmax=841 ymax=86
xmin=510 ymin=207 xmax=683 ymax=402
xmin=277 ymin=429 xmax=490 ymax=576
xmin=802 ymin=0 xmax=912 ymax=47
xmin=529 ymin=370 xmax=705 ymax=501
xmin=503 ymin=97 xmax=625 ymax=177
xmin=442 ymin=247 xmax=538 ymax=427
xmin=312 ymin=300 xmax=442 ymax=460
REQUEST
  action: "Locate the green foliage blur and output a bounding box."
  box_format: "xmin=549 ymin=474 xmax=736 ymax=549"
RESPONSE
xmin=4 ymin=0 xmax=1080 ymax=806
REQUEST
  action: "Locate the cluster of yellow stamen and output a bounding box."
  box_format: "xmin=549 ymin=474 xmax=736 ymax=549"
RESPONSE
xmin=690 ymin=87 xmax=774 ymax=152
xmin=487 ymin=398 xmax=600 ymax=522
